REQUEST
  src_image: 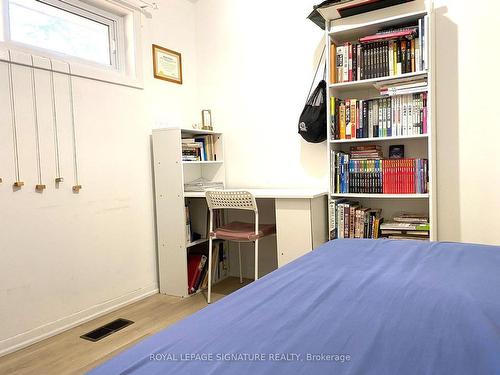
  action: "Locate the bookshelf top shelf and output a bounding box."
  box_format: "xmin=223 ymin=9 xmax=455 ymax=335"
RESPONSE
xmin=328 ymin=10 xmax=427 ymax=44
xmin=329 ymin=71 xmax=427 ymax=93
xmin=330 ymin=134 xmax=428 ymax=144
xmin=331 ymin=193 xmax=429 ymax=199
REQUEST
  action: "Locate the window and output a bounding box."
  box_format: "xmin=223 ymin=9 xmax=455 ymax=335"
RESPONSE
xmin=7 ymin=0 xmax=123 ymax=68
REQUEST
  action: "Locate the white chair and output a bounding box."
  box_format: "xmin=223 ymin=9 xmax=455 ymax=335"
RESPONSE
xmin=205 ymin=190 xmax=276 ymax=303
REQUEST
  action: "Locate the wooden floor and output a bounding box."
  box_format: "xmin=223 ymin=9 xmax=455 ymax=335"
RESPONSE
xmin=0 ymin=277 xmax=251 ymax=375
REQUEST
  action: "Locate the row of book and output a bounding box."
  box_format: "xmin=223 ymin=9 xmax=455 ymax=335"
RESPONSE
xmin=187 ymin=242 xmax=229 ymax=294
xmin=182 ymin=135 xmax=218 ymax=161
xmin=330 ymin=92 xmax=427 ymax=140
xmin=331 ymin=150 xmax=428 ymax=194
xmin=330 ymin=16 xmax=428 ymax=83
xmin=380 ymin=213 xmax=430 ymax=240
xmin=329 ymin=199 xmax=382 ymax=239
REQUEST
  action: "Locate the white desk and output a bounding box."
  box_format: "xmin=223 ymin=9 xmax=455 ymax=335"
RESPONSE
xmin=186 ymin=188 xmax=328 ymax=273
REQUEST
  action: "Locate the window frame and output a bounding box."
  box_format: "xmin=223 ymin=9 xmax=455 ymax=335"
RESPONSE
xmin=0 ymin=0 xmax=143 ymax=88
xmin=4 ymin=0 xmax=124 ymax=70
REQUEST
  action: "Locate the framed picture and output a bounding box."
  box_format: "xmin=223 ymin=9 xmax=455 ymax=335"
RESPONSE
xmin=152 ymin=44 xmax=182 ymax=84
xmin=201 ymin=110 xmax=213 ymax=130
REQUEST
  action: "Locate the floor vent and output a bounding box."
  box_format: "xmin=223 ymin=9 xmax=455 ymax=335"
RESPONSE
xmin=80 ymin=318 xmax=134 ymax=342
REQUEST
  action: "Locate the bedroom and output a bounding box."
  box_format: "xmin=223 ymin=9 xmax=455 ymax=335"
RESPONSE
xmin=0 ymin=0 xmax=499 ymax=374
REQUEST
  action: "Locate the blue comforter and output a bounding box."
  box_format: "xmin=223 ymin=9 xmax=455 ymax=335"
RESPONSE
xmin=89 ymin=239 xmax=500 ymax=374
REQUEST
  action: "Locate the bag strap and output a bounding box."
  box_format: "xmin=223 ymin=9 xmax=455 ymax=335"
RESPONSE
xmin=305 ymin=44 xmax=326 ymax=104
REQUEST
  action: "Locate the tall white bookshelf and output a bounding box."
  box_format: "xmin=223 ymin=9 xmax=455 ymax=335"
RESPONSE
xmin=152 ymin=128 xmax=226 ymax=297
xmin=323 ymin=0 xmax=437 ymax=240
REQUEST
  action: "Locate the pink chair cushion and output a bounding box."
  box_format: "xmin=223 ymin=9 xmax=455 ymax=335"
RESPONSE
xmin=210 ymin=221 xmax=276 ymax=241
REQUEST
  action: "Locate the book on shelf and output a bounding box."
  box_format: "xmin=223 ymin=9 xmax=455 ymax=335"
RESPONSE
xmin=182 ymin=135 xmax=217 ymax=161
xmin=330 ymin=15 xmax=428 ymax=83
xmin=187 ymin=254 xmax=207 ymax=294
xmin=330 ymin=92 xmax=427 ymax=140
xmin=331 ymin=149 xmax=428 ymax=194
xmin=329 ymin=199 xmax=382 ymax=240
xmin=380 ymin=212 xmax=430 ymax=240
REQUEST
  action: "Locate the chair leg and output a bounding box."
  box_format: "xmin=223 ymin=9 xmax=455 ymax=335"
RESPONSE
xmin=238 ymin=243 xmax=243 ymax=284
xmin=254 ymin=239 xmax=259 ymax=281
xmin=207 ymin=237 xmax=213 ymax=304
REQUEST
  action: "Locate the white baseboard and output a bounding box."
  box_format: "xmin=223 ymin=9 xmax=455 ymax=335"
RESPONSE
xmin=0 ymin=284 xmax=158 ymax=357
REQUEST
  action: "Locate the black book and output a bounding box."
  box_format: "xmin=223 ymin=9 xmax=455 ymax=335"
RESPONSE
xmin=352 ymin=43 xmax=357 ymax=81
xmin=358 ymin=44 xmax=365 ymax=79
xmin=406 ymin=39 xmax=412 ymax=73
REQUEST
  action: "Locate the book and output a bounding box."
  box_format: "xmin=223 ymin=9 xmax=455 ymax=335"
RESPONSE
xmin=187 ymin=254 xmax=207 ymax=294
xmin=330 ymin=200 xmax=382 ymax=239
xmin=330 ymin=92 xmax=427 ymax=140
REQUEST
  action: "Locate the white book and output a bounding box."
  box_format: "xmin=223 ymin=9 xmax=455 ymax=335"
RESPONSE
xmin=342 ymin=45 xmax=349 ymax=82
xmin=336 ymin=46 xmax=344 ymax=82
xmin=388 ymin=40 xmax=394 ymax=76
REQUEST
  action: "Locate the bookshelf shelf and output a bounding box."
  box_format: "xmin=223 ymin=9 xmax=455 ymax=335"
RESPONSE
xmin=182 ymin=160 xmax=224 ymax=165
xmin=186 ymin=238 xmax=209 ymax=248
xmin=329 ymin=134 xmax=427 ymax=144
xmin=328 ymin=71 xmax=427 ymax=92
xmin=325 ymin=0 xmax=436 ymax=241
xmin=330 ymin=193 xmax=429 ymax=199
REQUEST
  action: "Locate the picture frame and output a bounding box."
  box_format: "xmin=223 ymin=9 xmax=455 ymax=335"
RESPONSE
xmin=201 ymin=110 xmax=213 ymax=130
xmin=152 ymin=44 xmax=183 ymax=84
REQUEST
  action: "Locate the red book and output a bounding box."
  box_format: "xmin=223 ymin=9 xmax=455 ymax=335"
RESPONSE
xmin=382 ymin=159 xmax=388 ymax=194
xmin=187 ymin=255 xmax=207 ymax=294
xmin=411 ymin=159 xmax=416 ymax=194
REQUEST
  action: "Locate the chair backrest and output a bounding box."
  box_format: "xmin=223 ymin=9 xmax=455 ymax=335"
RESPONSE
xmin=205 ymin=190 xmax=257 ymax=212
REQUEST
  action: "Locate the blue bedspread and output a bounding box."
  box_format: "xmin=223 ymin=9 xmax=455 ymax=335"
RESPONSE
xmin=88 ymin=240 xmax=500 ymax=375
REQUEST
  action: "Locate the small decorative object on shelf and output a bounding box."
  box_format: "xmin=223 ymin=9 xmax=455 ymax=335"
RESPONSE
xmin=389 ymin=145 xmax=405 ymax=159
xmin=201 ymin=110 xmax=213 ymax=130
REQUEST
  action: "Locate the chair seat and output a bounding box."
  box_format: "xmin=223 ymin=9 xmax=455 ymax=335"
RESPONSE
xmin=210 ymin=221 xmax=276 ymax=241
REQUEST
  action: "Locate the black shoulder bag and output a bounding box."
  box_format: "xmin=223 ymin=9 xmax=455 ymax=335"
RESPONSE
xmin=298 ymin=45 xmax=327 ymax=143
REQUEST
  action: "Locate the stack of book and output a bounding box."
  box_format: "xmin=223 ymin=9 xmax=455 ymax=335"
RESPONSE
xmin=380 ymin=213 xmax=430 ymax=240
xmin=377 ymin=78 xmax=427 ymax=96
xmin=329 ymin=199 xmax=382 ymax=240
xmin=351 ymin=145 xmax=383 ymax=159
xmin=331 ymin=150 xmax=428 ymax=194
xmin=182 ymin=140 xmax=203 ymax=161
xmin=330 ymin=92 xmax=427 ymax=140
xmin=330 ymin=16 xmax=428 ymax=83
xmin=182 ymin=135 xmax=217 ymax=161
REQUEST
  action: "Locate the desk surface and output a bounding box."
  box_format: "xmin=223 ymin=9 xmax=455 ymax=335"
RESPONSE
xmin=184 ymin=188 xmax=327 ymax=199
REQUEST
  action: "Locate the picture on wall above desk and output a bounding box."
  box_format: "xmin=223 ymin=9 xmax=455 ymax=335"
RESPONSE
xmin=152 ymin=44 xmax=182 ymax=84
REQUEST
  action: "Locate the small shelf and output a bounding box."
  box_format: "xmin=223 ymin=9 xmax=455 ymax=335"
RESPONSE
xmin=330 ymin=193 xmax=429 ymax=199
xmin=329 ymin=71 xmax=427 ymax=92
xmin=181 ymin=128 xmax=222 ymax=136
xmin=186 ymin=238 xmax=208 ymax=248
xmin=330 ymin=134 xmax=428 ymax=144
xmin=182 ymin=160 xmax=224 ymax=165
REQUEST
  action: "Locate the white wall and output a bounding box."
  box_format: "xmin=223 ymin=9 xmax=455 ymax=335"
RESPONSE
xmin=434 ymin=0 xmax=500 ymax=245
xmin=194 ymin=0 xmax=500 ymax=245
xmin=194 ymin=0 xmax=328 ymax=189
xmin=0 ymin=0 xmax=198 ymax=356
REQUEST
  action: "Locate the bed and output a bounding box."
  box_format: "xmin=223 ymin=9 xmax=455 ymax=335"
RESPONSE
xmin=88 ymin=239 xmax=500 ymax=375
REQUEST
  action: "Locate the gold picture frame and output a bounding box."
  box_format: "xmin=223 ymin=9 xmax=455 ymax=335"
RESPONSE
xmin=152 ymin=44 xmax=183 ymax=84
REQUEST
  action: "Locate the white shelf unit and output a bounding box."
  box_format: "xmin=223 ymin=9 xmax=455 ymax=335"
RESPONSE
xmin=325 ymin=0 xmax=437 ymax=240
xmin=152 ymin=128 xmax=226 ymax=297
